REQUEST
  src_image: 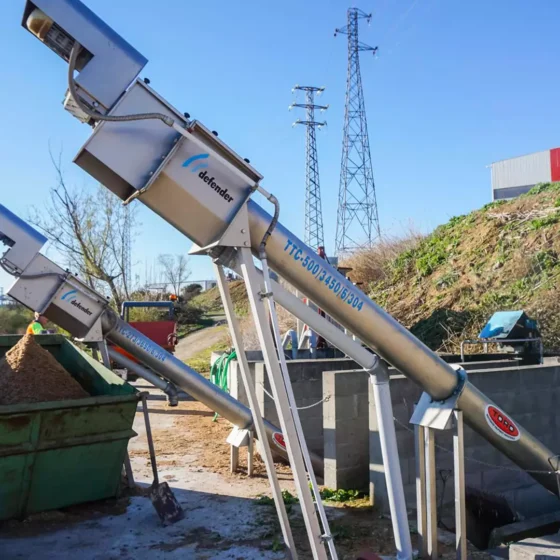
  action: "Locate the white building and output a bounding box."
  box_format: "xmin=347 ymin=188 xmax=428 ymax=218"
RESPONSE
xmin=491 ymin=147 xmax=560 ymax=200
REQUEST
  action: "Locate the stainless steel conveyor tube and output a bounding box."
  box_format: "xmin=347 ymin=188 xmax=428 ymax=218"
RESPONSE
xmin=246 ymin=200 xmax=560 ymax=495
xmin=107 ymin=347 xmax=179 ymax=406
xmin=100 ymin=310 xmax=323 ymax=474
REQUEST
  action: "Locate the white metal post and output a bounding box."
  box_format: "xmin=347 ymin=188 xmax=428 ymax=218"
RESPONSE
xmin=238 ymin=248 xmax=330 ymax=560
xmin=454 ymin=410 xmax=467 ymax=559
xmin=425 ymin=428 xmax=438 ymax=559
xmin=296 ymin=289 xmax=303 ymax=343
xmin=247 ymin=429 xmax=254 ymax=477
xmin=230 ymin=254 xmax=409 ymax=557
xmin=97 ymin=341 xmax=112 ymax=371
xmin=230 ymin=445 xmax=239 ymax=474
xmin=370 ymin=364 xmax=413 ymax=559
xmin=261 ymin=254 xmax=339 ymax=558
xmin=214 ymin=263 xmax=298 ymax=558
xmin=415 ymin=421 xmax=428 ymax=559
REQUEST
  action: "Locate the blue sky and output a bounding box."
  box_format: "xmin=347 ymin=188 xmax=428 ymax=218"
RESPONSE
xmin=1 ymin=0 xmax=560 ymax=293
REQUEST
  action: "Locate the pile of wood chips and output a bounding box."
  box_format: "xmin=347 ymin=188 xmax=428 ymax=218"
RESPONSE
xmin=0 ymin=334 xmax=89 ymax=405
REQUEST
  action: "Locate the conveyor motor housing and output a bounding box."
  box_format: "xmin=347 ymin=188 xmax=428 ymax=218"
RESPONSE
xmin=0 ymin=207 xmax=106 ymax=340
xmin=23 ymin=0 xmax=263 ymax=251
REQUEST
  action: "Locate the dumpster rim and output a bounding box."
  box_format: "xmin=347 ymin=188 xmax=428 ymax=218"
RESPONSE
xmin=0 ymin=393 xmax=141 ymax=416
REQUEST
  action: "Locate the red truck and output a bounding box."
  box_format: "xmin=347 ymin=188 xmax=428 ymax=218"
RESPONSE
xmin=112 ymin=301 xmax=178 ymax=364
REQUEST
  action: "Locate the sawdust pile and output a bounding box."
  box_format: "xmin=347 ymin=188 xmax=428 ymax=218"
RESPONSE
xmin=0 ymin=335 xmax=89 ymax=405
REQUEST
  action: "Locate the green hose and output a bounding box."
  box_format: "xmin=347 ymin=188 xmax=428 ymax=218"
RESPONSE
xmin=210 ymin=349 xmax=236 ymax=421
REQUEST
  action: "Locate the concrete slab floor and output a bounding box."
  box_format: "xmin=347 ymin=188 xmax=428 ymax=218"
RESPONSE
xmin=1 ymin=491 xmax=287 ymax=560
xmin=509 ymin=532 xmax=560 ymax=559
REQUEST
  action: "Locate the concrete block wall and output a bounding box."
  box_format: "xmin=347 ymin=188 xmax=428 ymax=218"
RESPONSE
xmin=228 ymin=360 xmax=251 ymax=407
xmin=323 ymin=370 xmax=370 ymax=490
xmin=255 ymin=358 xmax=358 ymax=455
xmin=230 ymin=356 xmax=560 ymax=519
xmin=369 ymin=364 xmax=560 ymax=517
xmin=229 ymin=358 xmax=358 ymax=455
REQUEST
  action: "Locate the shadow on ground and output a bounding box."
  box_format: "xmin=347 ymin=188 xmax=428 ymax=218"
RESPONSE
xmin=0 ymin=487 xmax=290 ymax=560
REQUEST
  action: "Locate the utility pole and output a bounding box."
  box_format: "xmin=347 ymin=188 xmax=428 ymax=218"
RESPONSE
xmin=335 ymin=8 xmax=380 ymax=255
xmin=290 ymin=85 xmax=328 ymax=252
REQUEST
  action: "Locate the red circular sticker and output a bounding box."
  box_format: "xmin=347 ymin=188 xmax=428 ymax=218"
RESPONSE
xmin=272 ymin=432 xmax=286 ymax=449
xmin=485 ymin=405 xmax=520 ymax=441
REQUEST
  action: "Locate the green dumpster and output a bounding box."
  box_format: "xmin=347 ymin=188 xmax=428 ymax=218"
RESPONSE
xmin=0 ymin=334 xmax=139 ymax=520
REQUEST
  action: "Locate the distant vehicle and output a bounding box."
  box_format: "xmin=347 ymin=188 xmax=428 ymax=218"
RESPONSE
xmin=111 ymin=301 xmax=178 ymax=368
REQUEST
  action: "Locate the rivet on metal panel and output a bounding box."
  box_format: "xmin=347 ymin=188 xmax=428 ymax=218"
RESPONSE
xmin=244 ymin=241 xmax=249 ymax=246
xmin=241 ymin=229 xmax=247 ymax=234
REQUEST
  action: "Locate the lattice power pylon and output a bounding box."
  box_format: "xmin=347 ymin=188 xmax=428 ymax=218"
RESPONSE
xmin=335 ymin=8 xmax=380 ymax=255
xmin=290 ymin=85 xmax=328 ymax=252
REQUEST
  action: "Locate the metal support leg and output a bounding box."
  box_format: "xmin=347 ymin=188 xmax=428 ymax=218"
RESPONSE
xmin=247 ymin=431 xmax=254 ymax=477
xmin=97 ymin=341 xmax=112 ymax=370
xmin=122 ymin=450 xmax=135 ymax=489
xmin=370 ymin=364 xmax=413 ymax=559
xmin=230 ymin=445 xmax=239 ymax=474
xmin=238 ymin=249 xmax=329 ymax=560
xmin=454 ymin=411 xmax=467 ymax=559
xmin=214 ymin=263 xmax=298 ymax=558
xmin=415 ymin=422 xmax=428 ymax=559
xmin=98 ymin=341 xmax=136 ymax=488
xmin=425 ymin=428 xmax=438 ymax=560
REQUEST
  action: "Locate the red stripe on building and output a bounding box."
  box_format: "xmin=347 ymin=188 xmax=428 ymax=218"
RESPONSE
xmin=550 ymin=148 xmax=560 ymax=182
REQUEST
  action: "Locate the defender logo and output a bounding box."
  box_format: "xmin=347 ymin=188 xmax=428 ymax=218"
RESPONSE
xmin=182 ymin=153 xmax=209 ymax=173
xmin=182 ymin=153 xmax=234 ymax=204
xmin=60 ymin=289 xmax=94 ymax=317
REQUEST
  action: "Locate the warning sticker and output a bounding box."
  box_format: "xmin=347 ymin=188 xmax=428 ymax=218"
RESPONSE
xmin=485 ymin=405 xmax=520 ymax=441
xmin=272 ymin=432 xmax=286 ymax=449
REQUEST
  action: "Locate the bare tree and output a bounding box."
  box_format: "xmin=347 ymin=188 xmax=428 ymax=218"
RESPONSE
xmin=157 ymin=254 xmax=191 ymax=295
xmin=29 ymin=152 xmax=138 ymax=309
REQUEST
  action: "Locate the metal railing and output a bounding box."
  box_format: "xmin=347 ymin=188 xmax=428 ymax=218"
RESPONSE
xmin=460 ymin=338 xmax=543 ymax=363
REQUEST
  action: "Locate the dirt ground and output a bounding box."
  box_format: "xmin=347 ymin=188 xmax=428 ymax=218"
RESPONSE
xmin=0 ymin=384 xmax=496 ymax=559
xmin=126 ymin=394 xmax=495 ymax=559
xmin=173 ymin=325 xmax=228 ymax=362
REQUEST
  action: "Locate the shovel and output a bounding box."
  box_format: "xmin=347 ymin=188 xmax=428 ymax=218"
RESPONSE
xmin=140 ymin=392 xmax=184 ymax=525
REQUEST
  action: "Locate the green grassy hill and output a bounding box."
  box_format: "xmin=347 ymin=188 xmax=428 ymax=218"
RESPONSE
xmin=191 ymin=280 xmax=249 ymax=317
xmin=359 ymin=183 xmax=560 ymax=351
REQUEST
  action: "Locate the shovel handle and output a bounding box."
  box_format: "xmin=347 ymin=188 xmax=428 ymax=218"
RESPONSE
xmin=141 ymin=392 xmax=159 ymax=486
